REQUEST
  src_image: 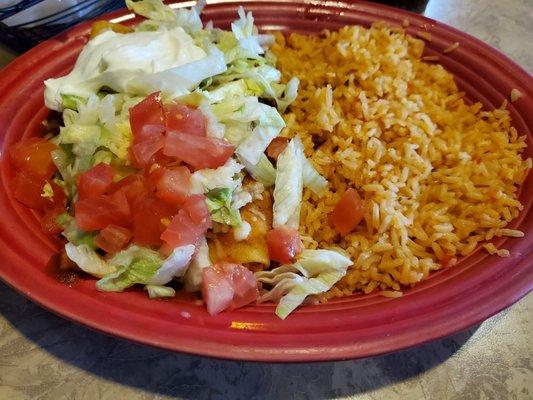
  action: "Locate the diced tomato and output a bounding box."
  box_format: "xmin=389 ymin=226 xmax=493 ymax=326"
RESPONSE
xmin=130 ymin=125 xmax=165 ymax=168
xmin=266 ymin=137 xmax=289 ymax=160
xmin=95 ymin=224 xmax=132 ymax=254
xmin=159 ymin=194 xmax=210 ymax=248
xmin=155 ymin=166 xmax=191 ymax=205
xmin=132 ymin=195 xmax=177 ymax=247
xmin=181 ymin=195 xmax=211 ymax=231
xmin=163 ymin=104 xmax=206 ymax=136
xmin=201 ymin=266 xmax=235 ymax=315
xmin=110 ymin=174 xmax=149 ymax=208
xmin=201 ymin=263 xmax=259 ymax=315
xmin=331 ymin=188 xmax=366 ymax=235
xmin=44 ymin=181 xmax=67 ymax=211
xmin=10 ymin=137 xmax=58 ymax=179
xmin=11 ymin=171 xmax=49 ymax=210
xmin=160 ymin=209 xmax=203 ymax=248
xmin=163 ymin=131 xmax=234 ymax=169
xmin=75 ymin=191 xmax=130 ymax=232
xmin=266 ymin=225 xmax=303 ymax=264
xmin=129 ymin=92 xmax=164 ymax=140
xmin=77 ymin=163 xmax=115 ymax=200
xmin=220 ymin=263 xmax=260 ymax=309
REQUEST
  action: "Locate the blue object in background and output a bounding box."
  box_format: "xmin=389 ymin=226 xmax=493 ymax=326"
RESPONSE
xmin=0 ymin=0 xmax=124 ymax=53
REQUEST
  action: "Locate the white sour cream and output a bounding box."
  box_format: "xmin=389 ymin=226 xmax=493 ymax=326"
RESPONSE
xmin=44 ymin=27 xmax=206 ymax=111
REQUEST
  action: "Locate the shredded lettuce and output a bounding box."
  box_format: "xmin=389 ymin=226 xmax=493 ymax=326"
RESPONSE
xmin=96 ymin=247 xmax=163 ymax=292
xmin=65 ymin=243 xmax=115 ymax=278
xmin=145 ymin=285 xmax=176 ymax=298
xmin=303 ymin=157 xmax=328 ymax=196
xmin=127 ymin=45 xmax=227 ymax=97
xmin=205 ymin=188 xmax=242 ymax=226
xmin=190 ymin=158 xmax=243 ymax=194
xmin=148 ymin=244 xmax=195 ymax=285
xmin=272 ymin=137 xmax=304 ymax=229
xmin=183 ymin=236 xmax=211 ymax=292
xmin=61 ymin=94 xmax=85 ymax=111
xmin=125 ymin=0 xmax=176 ymax=22
xmin=57 ymin=215 xmax=95 ymax=247
xmin=256 ymin=249 xmax=353 ymax=319
xmin=236 ymin=125 xmax=280 ymax=167
xmin=95 ymin=244 xmax=194 ymax=292
xmin=238 ymin=154 xmax=276 ymax=187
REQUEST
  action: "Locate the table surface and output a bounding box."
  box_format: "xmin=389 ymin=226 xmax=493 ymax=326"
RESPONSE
xmin=0 ymin=0 xmax=531 ymax=399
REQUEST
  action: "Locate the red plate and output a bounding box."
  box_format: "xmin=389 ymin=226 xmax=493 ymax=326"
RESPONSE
xmin=0 ymin=1 xmax=532 ymax=362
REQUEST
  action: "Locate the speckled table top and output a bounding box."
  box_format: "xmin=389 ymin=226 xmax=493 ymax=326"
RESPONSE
xmin=0 ymin=1 xmax=531 ymax=399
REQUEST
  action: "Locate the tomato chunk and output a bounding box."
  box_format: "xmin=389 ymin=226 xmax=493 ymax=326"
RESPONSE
xmin=129 ymin=92 xmax=164 ymax=140
xmin=181 ymin=195 xmax=211 ymax=231
xmin=331 ymin=188 xmax=366 ymax=235
xmin=130 ymin=125 xmax=165 ymax=168
xmin=75 ymin=191 xmax=130 ymax=232
xmin=110 ymin=174 xmax=149 ymax=207
xmin=160 ymin=195 xmax=211 ymax=248
xmin=221 ymin=263 xmax=260 ymax=309
xmin=201 ymin=266 xmax=234 ymax=315
xmin=132 ymin=195 xmax=177 ymax=247
xmin=77 ymin=163 xmax=115 ymax=200
xmin=163 ymin=104 xmax=206 ymax=136
xmin=201 ymin=263 xmax=259 ymax=315
xmin=155 ymin=167 xmax=191 ymax=205
xmin=95 ymin=225 xmax=132 ymax=254
xmin=266 ymin=225 xmax=302 ymax=264
xmin=163 ymin=131 xmax=234 ymax=169
xmin=266 ymin=137 xmax=289 ymax=160
xmin=11 ymin=171 xmax=49 ymax=210
xmin=10 ymin=137 xmax=58 ymax=179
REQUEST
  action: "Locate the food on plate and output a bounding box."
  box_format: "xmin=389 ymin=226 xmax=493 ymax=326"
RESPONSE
xmin=8 ymin=0 xmax=530 ymax=319
xmin=271 ymin=25 xmax=530 ymax=300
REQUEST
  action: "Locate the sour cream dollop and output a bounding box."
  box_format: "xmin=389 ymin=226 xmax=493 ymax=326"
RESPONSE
xmin=44 ymin=27 xmax=206 ymax=111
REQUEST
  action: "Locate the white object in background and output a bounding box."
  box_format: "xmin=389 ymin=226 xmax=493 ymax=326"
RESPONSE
xmin=2 ymin=0 xmax=107 ymax=27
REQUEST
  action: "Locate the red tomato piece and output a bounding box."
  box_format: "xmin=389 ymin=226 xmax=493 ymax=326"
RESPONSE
xmin=75 ymin=191 xmax=130 ymax=232
xmin=331 ymin=188 xmax=366 ymax=235
xmin=129 ymin=92 xmax=164 ymax=140
xmin=77 ymin=163 xmax=115 ymax=200
xmin=266 ymin=137 xmax=289 ymax=160
xmin=10 ymin=137 xmax=58 ymax=179
xmin=201 ymin=266 xmax=235 ymax=315
xmin=163 ymin=131 xmax=234 ymax=169
xmin=266 ymin=225 xmax=303 ymax=264
xmin=95 ymin=224 xmax=132 ymax=254
xmin=130 ymin=125 xmax=165 ymax=168
xmin=163 ymin=104 xmax=206 ymax=136
xmin=11 ymin=171 xmax=48 ymax=210
xmin=200 ymin=263 xmax=258 ymax=315
xmin=155 ymin=167 xmax=191 ymax=205
xmin=110 ymin=174 xmax=149 ymax=208
xmin=44 ymin=181 xmax=67 ymax=212
xmin=160 ymin=209 xmax=203 ymax=248
xmin=132 ymin=195 xmax=177 ymax=247
xmin=159 ymin=194 xmax=211 ymax=248
xmin=181 ymin=194 xmax=211 ymax=231
xmin=220 ymin=263 xmax=260 ymax=309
